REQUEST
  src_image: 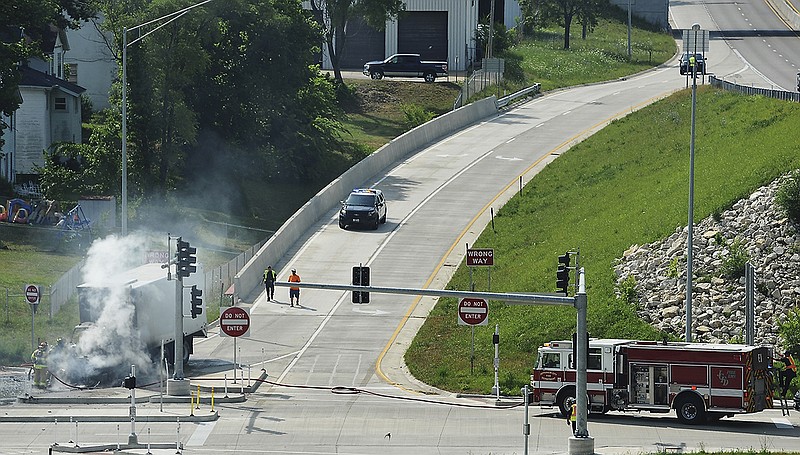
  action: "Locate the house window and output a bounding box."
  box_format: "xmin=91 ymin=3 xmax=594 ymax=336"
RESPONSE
xmin=65 ymin=63 xmax=78 ymax=83
xmin=54 ymin=97 xmax=67 ymax=111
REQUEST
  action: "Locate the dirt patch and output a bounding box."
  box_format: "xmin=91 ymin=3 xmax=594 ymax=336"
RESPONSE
xmin=346 ymin=80 xmax=461 ymax=117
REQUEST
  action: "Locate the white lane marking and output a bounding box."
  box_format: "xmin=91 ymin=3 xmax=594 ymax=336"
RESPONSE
xmin=186 ymin=421 xmax=217 ymax=447
xmin=495 ymin=155 xmax=523 ymax=161
xmin=772 ymin=418 xmax=794 ymax=429
xmin=277 ymin=137 xmax=498 ymax=384
xmin=329 ymin=354 xmax=342 ymax=386
xmin=353 ymin=354 xmax=362 ymax=387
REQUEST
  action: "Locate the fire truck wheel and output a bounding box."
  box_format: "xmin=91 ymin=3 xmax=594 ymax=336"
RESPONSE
xmin=557 ymin=390 xmax=576 ymax=417
xmin=675 ymin=394 xmax=706 ymax=424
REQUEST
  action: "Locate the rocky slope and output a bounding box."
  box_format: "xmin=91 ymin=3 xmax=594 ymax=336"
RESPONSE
xmin=614 ymin=174 xmax=799 ymax=348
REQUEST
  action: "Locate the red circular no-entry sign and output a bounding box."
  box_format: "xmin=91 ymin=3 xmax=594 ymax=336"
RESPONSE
xmin=25 ymin=284 xmax=40 ymax=305
xmin=458 ymin=298 xmax=488 ymax=326
xmin=220 ymin=307 xmax=250 ymax=337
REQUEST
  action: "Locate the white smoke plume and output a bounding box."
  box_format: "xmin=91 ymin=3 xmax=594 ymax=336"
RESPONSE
xmin=49 ymin=234 xmax=157 ymax=386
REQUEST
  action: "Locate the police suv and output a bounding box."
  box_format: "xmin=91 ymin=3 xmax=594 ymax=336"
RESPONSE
xmin=339 ymin=188 xmax=387 ymax=230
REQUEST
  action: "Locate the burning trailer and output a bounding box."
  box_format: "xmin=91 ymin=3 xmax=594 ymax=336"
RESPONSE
xmin=49 ymin=263 xmax=207 ymax=387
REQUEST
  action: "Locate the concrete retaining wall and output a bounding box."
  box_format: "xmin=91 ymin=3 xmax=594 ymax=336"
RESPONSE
xmin=233 ymin=96 xmax=499 ymax=302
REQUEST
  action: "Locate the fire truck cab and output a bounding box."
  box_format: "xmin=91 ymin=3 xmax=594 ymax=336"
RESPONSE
xmin=531 ymin=339 xmax=773 ymax=424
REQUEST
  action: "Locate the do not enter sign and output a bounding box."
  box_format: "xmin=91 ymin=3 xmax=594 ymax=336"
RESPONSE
xmin=220 ymin=307 xmax=250 ymax=337
xmin=458 ymin=298 xmax=488 ymax=326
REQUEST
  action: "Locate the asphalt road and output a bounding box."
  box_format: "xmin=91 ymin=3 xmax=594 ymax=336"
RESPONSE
xmin=2 ymin=1 xmax=799 ymax=454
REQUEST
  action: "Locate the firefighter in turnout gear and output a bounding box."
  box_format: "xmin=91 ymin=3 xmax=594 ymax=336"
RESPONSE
xmin=31 ymin=342 xmax=49 ymax=388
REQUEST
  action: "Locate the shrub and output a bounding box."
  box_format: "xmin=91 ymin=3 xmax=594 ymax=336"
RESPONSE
xmin=617 ymin=275 xmax=638 ymax=306
xmin=776 ymin=170 xmax=800 ymax=223
xmin=402 ymin=104 xmax=436 ymax=129
xmin=667 ymin=257 xmax=680 ymax=278
xmin=720 ymin=237 xmax=749 ymax=279
xmin=779 ymin=307 xmax=800 ymax=354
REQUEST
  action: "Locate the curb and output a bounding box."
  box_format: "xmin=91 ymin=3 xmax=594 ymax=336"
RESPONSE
xmin=0 ymin=410 xmax=219 ymax=423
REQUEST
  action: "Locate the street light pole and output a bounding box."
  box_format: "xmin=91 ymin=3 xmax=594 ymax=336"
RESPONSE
xmin=119 ymin=0 xmax=214 ymax=235
xmin=627 ymin=0 xmax=632 ymax=60
xmin=686 ymin=23 xmax=701 ymax=343
xmin=121 ymin=27 xmax=128 ymax=236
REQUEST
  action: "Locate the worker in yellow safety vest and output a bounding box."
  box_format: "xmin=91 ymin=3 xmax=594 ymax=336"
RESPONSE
xmin=31 ymin=342 xmax=49 ymax=388
xmin=566 ymin=399 xmax=577 ymax=435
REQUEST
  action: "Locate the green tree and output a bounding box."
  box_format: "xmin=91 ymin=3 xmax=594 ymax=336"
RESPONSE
xmin=538 ymin=0 xmax=607 ymax=49
xmin=192 ymin=0 xmax=351 ymax=183
xmin=309 ymin=0 xmax=405 ymax=83
xmin=0 ymin=0 xmax=96 ymax=147
xmin=779 ymin=307 xmax=800 ymax=354
xmin=776 ymin=169 xmax=800 ymax=224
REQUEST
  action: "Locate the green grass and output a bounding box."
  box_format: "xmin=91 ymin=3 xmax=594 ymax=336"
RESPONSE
xmin=341 ymin=80 xmax=462 ymax=150
xmin=405 ymin=87 xmax=800 ymax=394
xmin=469 ymin=20 xmax=676 ymax=104
xmin=0 ymin=16 xmax=688 ymax=367
xmin=513 ymin=21 xmax=676 ymax=92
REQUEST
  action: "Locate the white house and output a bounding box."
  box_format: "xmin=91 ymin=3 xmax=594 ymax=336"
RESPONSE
xmin=0 ymin=28 xmax=85 ymax=184
xmin=63 ymin=17 xmax=117 ymax=112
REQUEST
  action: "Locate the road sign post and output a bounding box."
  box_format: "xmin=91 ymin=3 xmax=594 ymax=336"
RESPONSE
xmin=466 ymin=245 xmax=494 ymax=292
xmin=458 ymin=297 xmax=488 ymax=375
xmin=25 ymin=284 xmax=40 ymax=350
xmin=221 ymin=307 xmax=250 ymax=384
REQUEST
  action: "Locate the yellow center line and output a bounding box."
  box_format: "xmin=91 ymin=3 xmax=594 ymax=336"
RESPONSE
xmin=374 ymin=89 xmax=676 ymax=392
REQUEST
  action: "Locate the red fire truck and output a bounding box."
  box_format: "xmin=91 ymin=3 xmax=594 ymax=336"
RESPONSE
xmin=530 ymin=339 xmax=773 ymax=424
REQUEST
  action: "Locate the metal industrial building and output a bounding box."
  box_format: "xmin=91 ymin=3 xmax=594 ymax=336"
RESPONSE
xmin=319 ymin=0 xmax=668 ymax=72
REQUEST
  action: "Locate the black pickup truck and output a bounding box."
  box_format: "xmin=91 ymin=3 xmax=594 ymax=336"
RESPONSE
xmin=363 ymin=54 xmax=448 ymax=83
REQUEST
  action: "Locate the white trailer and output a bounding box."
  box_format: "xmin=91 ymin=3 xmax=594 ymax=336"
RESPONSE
xmin=75 ymin=262 xmax=207 ymax=365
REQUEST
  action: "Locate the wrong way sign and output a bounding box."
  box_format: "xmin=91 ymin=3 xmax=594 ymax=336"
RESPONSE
xmin=458 ymin=298 xmax=488 ymax=326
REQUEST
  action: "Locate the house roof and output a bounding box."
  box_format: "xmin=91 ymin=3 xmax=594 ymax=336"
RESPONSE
xmin=19 ymin=65 xmax=85 ymax=97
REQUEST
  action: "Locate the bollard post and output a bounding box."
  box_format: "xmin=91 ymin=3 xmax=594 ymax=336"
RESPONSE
xmin=147 ymin=427 xmax=151 ymax=454
xmin=176 ymin=417 xmax=181 ymax=454
xmin=211 ymin=387 xmax=215 ymax=412
xmin=248 ymin=365 xmax=251 ymax=388
xmin=53 ymin=418 xmax=58 ymax=447
xmin=116 ymin=423 xmax=120 ymax=450
xmin=74 ymin=420 xmax=78 ymax=448
xmin=224 ymin=374 xmax=228 ymax=398
xmin=190 ymin=392 xmax=194 ymax=417
xmin=196 ymin=385 xmax=200 ymax=410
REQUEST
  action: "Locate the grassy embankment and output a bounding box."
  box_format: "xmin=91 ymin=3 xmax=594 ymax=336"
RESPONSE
xmin=0 ymin=18 xmax=676 ymax=365
xmin=404 ymin=87 xmax=800 ymax=395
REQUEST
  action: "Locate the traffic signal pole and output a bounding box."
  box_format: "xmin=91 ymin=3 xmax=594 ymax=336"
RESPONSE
xmin=570 ymin=269 xmax=593 ymax=454
xmin=274 ymin=268 xmax=595 ymax=455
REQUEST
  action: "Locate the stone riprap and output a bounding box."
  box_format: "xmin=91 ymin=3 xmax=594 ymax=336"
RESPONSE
xmin=614 ymin=174 xmax=799 ymax=347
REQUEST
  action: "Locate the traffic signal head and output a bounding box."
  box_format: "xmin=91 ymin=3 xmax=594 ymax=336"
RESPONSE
xmin=352 ymin=266 xmax=370 ymax=303
xmin=556 ymin=265 xmax=570 ymax=295
xmin=176 ymin=238 xmax=197 ymax=278
xmin=558 ymin=253 xmax=570 ymax=267
xmin=122 ymin=375 xmax=136 ymax=389
xmin=190 ymin=285 xmax=203 ymax=319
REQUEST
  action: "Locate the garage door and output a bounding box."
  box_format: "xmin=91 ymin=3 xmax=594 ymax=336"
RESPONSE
xmin=339 ymin=17 xmax=385 ymax=69
xmin=398 ymin=11 xmax=448 ymax=62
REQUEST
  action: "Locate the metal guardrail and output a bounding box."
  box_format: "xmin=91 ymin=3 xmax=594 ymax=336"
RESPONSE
xmin=710 ymin=75 xmax=800 ymax=102
xmin=496 ymin=83 xmax=542 ymax=108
